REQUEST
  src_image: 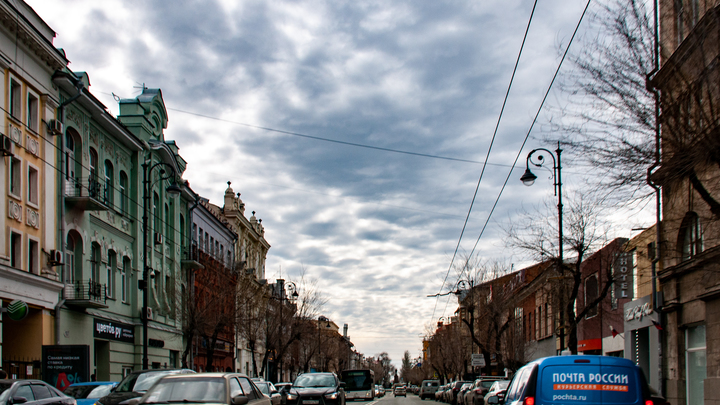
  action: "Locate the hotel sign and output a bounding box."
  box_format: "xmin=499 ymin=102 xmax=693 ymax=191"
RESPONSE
xmin=614 ymin=252 xmax=633 ymax=300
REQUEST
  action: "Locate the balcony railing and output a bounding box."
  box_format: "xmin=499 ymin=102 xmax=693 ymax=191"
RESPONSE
xmin=64 ymin=279 xmax=108 ymax=308
xmin=65 ymin=176 xmax=111 ymax=211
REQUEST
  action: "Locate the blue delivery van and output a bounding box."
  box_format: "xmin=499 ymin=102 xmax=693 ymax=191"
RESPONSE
xmin=489 ymin=356 xmax=656 ymax=405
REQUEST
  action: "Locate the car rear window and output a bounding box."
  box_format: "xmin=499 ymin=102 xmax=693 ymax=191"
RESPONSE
xmin=540 ymin=364 xmax=641 ymax=405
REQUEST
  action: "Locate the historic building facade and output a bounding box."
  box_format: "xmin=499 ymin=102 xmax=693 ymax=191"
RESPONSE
xmin=654 ymin=2 xmax=720 ymax=405
xmin=0 ymin=0 xmax=65 ymax=379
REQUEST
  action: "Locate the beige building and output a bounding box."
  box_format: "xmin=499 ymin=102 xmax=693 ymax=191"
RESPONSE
xmin=0 ymin=0 xmax=66 ymax=378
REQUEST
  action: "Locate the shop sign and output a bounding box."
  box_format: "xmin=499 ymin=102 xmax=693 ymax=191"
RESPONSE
xmin=614 ymin=252 xmax=634 ymax=300
xmin=94 ymin=318 xmax=135 ymax=343
xmin=624 ymin=301 xmax=653 ymax=322
xmin=42 ymin=345 xmax=90 ymax=391
xmin=6 ymin=300 xmax=29 ymax=321
xmin=149 ymin=338 xmax=165 ymax=348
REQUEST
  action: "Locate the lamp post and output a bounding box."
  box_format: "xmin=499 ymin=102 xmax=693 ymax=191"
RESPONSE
xmin=276 ymin=280 xmax=298 ymax=382
xmin=141 ymin=159 xmax=182 ymax=370
xmin=520 ymin=141 xmax=563 ymax=347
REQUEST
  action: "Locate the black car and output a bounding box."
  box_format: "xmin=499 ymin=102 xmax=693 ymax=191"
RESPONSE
xmin=95 ymin=369 xmax=194 ymax=405
xmin=0 ymin=379 xmax=76 ymax=405
xmin=285 ymin=373 xmax=345 ymax=405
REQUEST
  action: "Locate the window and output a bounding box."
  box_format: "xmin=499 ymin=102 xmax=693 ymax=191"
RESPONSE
xmin=104 ymin=160 xmax=114 ymax=207
xmin=165 ymin=203 xmax=170 ymax=242
xmin=28 ymin=165 xmax=39 ymax=206
xmin=91 ymin=243 xmax=101 ymax=283
xmin=153 ymin=192 xmax=160 ymax=232
xmin=89 ymin=148 xmax=99 ymax=198
xmin=10 ymin=156 xmax=22 ymax=197
xmin=119 ymin=171 xmax=128 ymax=214
xmin=28 ymin=238 xmax=39 ymax=275
xmin=27 ymin=92 xmax=38 ymax=132
xmin=238 ymin=377 xmax=259 ymax=400
xmin=121 ymin=257 xmax=129 ymax=303
xmin=10 ymin=78 xmax=21 ymax=120
xmin=205 ymin=232 xmax=209 ymax=252
xmin=107 ymin=250 xmax=116 ymax=299
xmin=10 ymin=231 xmax=22 ymax=268
xmin=680 ymin=212 xmax=702 ymax=261
xmin=585 ymin=274 xmax=599 ymax=318
xmin=179 ymin=215 xmax=185 ymax=247
xmin=686 ymin=325 xmax=706 ymax=405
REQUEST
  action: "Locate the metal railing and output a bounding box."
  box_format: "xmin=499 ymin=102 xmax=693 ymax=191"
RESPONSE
xmin=65 ymin=176 xmax=106 ymax=201
xmin=64 ymin=279 xmax=108 ymax=304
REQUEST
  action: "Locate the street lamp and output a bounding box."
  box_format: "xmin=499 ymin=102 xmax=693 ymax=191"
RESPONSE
xmin=275 ymin=280 xmax=298 ymax=381
xmin=520 ymin=141 xmax=564 ymax=348
xmin=520 ymin=142 xmax=563 ymax=266
xmin=141 ymin=159 xmax=182 ymax=370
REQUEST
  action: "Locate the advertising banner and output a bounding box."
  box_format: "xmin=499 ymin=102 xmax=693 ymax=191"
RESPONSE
xmin=42 ymin=345 xmax=90 ymax=391
xmin=93 ymin=318 xmax=135 ymax=343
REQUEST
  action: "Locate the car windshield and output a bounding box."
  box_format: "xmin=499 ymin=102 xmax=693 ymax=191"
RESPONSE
xmin=88 ymin=385 xmax=116 ymax=398
xmin=142 ymin=377 xmax=226 ymax=404
xmin=256 ymin=383 xmax=271 ymax=395
xmin=294 ymin=374 xmax=335 ymax=388
xmin=64 ymin=386 xmax=96 ymax=399
xmin=117 ymin=371 xmax=183 ymax=393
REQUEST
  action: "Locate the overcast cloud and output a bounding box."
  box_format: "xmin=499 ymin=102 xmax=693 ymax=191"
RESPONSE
xmin=25 ymin=0 xmax=648 ymax=367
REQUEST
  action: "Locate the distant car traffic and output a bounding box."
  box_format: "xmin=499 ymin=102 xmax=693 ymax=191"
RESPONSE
xmin=254 ymin=381 xmax=282 ymax=405
xmin=482 ymin=381 xmax=509 ymax=405
xmin=64 ymin=382 xmax=118 ymax=405
xmin=393 ymin=384 xmax=406 ymax=397
xmin=285 ymin=372 xmax=345 ymax=405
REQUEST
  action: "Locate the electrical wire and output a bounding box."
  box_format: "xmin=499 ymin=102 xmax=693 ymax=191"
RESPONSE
xmin=432 ymin=0 xmax=592 ymax=323
xmin=430 ymin=0 xmax=539 ymax=322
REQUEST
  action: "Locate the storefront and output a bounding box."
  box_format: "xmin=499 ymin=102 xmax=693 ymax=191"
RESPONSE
xmin=623 ymin=294 xmax=662 ymax=392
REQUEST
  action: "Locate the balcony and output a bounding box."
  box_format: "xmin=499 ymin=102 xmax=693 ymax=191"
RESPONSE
xmin=65 ymin=176 xmax=110 ymax=211
xmin=64 ymin=279 xmax=108 ymax=309
xmin=181 ymin=242 xmax=204 ymax=271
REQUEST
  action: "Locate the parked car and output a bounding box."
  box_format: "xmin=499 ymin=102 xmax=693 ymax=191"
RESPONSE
xmin=254 ymin=381 xmax=281 ymax=405
xmin=127 ymin=372 xmax=269 ymax=405
xmin=274 ymin=383 xmax=292 ymax=405
xmin=446 ymin=381 xmax=473 ymax=405
xmin=0 ymin=379 xmax=76 ymax=405
xmin=419 ymin=380 xmax=439 ymax=400
xmin=64 ymin=382 xmax=118 ymax=405
xmin=482 ymin=381 xmax=509 ymax=405
xmin=393 ymin=384 xmax=406 ymax=397
xmin=466 ymin=378 xmax=504 ymax=405
xmin=378 ymin=387 xmax=385 ymax=397
xmin=489 ymin=355 xmax=660 ymax=405
xmin=285 ymin=372 xmax=345 ymax=405
xmin=457 ymin=383 xmax=472 ymax=405
xmin=96 ymin=368 xmax=195 ymax=405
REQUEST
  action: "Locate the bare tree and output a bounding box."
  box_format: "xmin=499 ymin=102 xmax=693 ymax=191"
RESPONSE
xmin=546 ymin=0 xmax=656 ymax=203
xmin=506 ymin=194 xmax=618 ymax=353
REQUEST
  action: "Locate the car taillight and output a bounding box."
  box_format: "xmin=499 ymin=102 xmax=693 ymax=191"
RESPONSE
xmin=524 ymin=397 xmax=535 ymax=405
xmin=645 ymin=400 xmax=653 ymax=405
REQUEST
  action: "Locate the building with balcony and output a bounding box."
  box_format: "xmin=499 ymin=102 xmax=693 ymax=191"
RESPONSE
xmin=0 ymin=0 xmax=66 ymax=380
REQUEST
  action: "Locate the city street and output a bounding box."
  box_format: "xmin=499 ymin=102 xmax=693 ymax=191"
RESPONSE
xmin=368 ymin=394 xmax=425 ymax=405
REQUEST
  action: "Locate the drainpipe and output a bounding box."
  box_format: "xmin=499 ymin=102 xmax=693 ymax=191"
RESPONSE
xmin=187 ymin=193 xmax=200 ymax=368
xmin=54 ymin=77 xmax=84 ymax=345
xmin=644 ymin=0 xmax=662 ymax=395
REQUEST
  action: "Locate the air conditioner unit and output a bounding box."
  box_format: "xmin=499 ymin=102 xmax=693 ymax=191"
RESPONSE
xmin=0 ymin=134 xmax=12 ymax=156
xmin=48 ymin=119 xmax=63 ymax=136
xmin=49 ymin=249 xmax=63 ymax=266
xmin=154 ymin=232 xmax=163 ymax=245
xmin=142 ymin=307 xmax=154 ymax=320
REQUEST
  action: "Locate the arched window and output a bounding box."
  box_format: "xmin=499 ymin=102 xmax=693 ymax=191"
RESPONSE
xmin=122 ymin=257 xmax=130 ymax=303
xmin=104 ymin=160 xmax=114 ymax=206
xmin=679 ymin=212 xmax=703 ymax=261
xmin=119 ymin=171 xmax=128 ymax=215
xmin=65 ymin=231 xmax=83 ymax=285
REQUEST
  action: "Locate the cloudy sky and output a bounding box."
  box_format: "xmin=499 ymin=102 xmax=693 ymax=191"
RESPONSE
xmin=25 ymin=0 xmax=651 ymax=367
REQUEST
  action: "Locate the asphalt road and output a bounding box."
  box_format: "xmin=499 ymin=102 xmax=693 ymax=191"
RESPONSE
xmin=367 ymin=393 xmax=425 ymax=405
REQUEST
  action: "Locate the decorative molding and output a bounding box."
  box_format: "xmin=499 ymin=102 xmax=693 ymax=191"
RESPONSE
xmin=8 ymin=122 xmax=22 ymax=145
xmin=26 ymin=208 xmax=40 ymax=229
xmin=121 ymin=219 xmax=130 ymax=232
xmin=8 ymin=200 xmax=22 ymax=222
xmin=89 ymin=128 xmax=98 ymax=146
xmin=26 ymin=135 xmax=40 ymax=157
xmin=66 ymin=109 xmax=83 ymax=130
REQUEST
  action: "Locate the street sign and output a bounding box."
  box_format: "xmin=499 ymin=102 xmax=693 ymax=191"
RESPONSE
xmin=471 ymin=354 xmax=485 ymax=367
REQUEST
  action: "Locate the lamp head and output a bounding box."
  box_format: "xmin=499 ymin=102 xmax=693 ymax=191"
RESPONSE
xmin=166 ymin=182 xmax=182 ymax=196
xmin=520 ymin=168 xmax=537 ymax=186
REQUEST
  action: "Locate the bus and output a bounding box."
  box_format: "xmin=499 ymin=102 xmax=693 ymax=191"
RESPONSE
xmin=340 ymin=369 xmax=375 ymax=401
